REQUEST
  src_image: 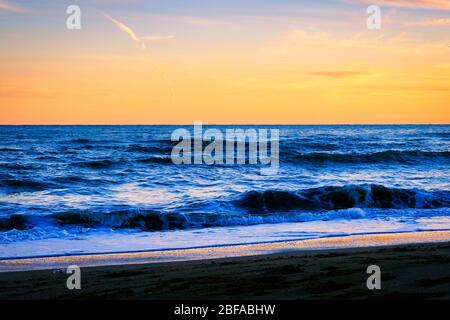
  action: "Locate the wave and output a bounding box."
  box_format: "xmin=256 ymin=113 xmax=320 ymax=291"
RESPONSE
xmin=0 ymin=210 xmax=191 ymax=232
xmin=236 ymin=184 xmax=450 ymax=212
xmin=0 ymin=179 xmax=57 ymax=193
xmin=51 ymin=210 xmax=188 ymax=231
xmin=137 ymin=156 xmax=173 ymax=164
xmin=127 ymin=144 xmax=173 ymax=153
xmin=0 ymin=208 xmax=371 ymax=244
xmin=0 ymin=176 xmax=113 ymax=193
xmin=0 ymin=215 xmax=29 ymax=231
xmin=74 ymin=159 xmax=120 ymax=169
xmin=428 ymin=131 xmax=450 ymax=138
xmin=2 ymin=207 xmax=362 ymax=233
xmin=4 ymin=206 xmax=450 ymax=235
xmin=69 ymin=138 xmax=97 ymax=144
xmin=80 ymin=145 xmax=96 ymax=149
xmin=1 ymin=184 xmax=447 ymax=233
xmin=0 ymin=147 xmax=24 ymax=152
xmin=52 ymin=176 xmax=114 ymax=185
xmin=64 ymin=138 xmax=120 ymax=145
xmin=285 ymin=150 xmax=450 ymax=164
xmin=0 ymin=163 xmax=35 ymax=171
xmin=74 ymin=157 xmax=173 ymax=168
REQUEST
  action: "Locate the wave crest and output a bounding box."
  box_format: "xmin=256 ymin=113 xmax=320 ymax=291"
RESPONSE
xmin=51 ymin=210 xmax=188 ymax=231
xmin=286 ymin=150 xmax=450 ymax=164
xmin=236 ymin=184 xmax=450 ymax=212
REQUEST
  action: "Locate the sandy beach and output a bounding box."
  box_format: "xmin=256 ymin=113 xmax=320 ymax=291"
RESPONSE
xmin=1 ymin=231 xmax=449 ymax=300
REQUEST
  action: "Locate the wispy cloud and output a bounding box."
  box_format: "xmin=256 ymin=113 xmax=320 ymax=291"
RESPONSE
xmin=264 ymin=29 xmax=446 ymax=59
xmin=341 ymin=0 xmax=450 ymax=10
xmin=405 ymin=18 xmax=450 ymax=26
xmin=0 ymin=0 xmax=28 ymax=13
xmin=102 ymin=13 xmax=176 ymax=98
xmin=103 ymin=13 xmax=176 ymax=48
xmin=141 ymin=35 xmax=175 ymax=41
xmin=153 ymin=15 xmax=219 ymax=26
xmin=103 ymin=13 xmax=146 ymax=49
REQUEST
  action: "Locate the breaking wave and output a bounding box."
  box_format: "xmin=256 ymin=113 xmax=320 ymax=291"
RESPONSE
xmin=236 ymin=184 xmax=450 ymax=211
xmin=1 ymin=185 xmax=448 ymax=234
xmin=285 ymin=150 xmax=450 ymax=164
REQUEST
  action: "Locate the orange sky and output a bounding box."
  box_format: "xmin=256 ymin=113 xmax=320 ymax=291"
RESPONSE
xmin=1 ymin=0 xmax=449 ymax=124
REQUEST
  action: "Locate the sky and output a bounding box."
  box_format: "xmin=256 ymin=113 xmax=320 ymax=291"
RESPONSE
xmin=0 ymin=0 xmax=449 ymax=124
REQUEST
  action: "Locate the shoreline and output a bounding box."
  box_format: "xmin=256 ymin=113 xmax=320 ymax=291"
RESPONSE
xmin=1 ymin=230 xmax=449 ymax=273
xmin=0 ymin=234 xmax=449 ymax=299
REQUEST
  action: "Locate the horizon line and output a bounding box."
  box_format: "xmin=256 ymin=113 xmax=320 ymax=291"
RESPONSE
xmin=0 ymin=123 xmax=448 ymax=126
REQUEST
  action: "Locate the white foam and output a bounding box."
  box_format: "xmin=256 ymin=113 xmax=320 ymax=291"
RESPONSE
xmin=1 ymin=214 xmax=450 ymax=259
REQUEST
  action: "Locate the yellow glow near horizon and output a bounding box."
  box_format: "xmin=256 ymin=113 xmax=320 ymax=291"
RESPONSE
xmin=0 ymin=3 xmax=449 ymax=124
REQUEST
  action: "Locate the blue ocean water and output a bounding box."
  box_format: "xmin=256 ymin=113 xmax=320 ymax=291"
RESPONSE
xmin=0 ymin=125 xmax=449 ymax=257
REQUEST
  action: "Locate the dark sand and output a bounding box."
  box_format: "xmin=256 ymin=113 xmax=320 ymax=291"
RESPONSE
xmin=1 ymin=242 xmax=450 ymax=300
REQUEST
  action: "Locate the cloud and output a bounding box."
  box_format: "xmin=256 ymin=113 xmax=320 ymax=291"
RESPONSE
xmin=103 ymin=13 xmax=176 ymax=49
xmin=0 ymin=0 xmax=28 ymax=13
xmin=341 ymin=0 xmax=450 ymax=10
xmin=263 ymin=29 xmax=445 ymax=60
xmin=152 ymin=15 xmax=219 ymax=26
xmin=102 ymin=13 xmax=176 ymax=97
xmin=405 ymin=18 xmax=450 ymax=26
xmin=103 ymin=13 xmax=146 ymax=49
xmin=141 ymin=35 xmax=176 ymax=41
xmin=308 ymin=71 xmax=371 ymax=78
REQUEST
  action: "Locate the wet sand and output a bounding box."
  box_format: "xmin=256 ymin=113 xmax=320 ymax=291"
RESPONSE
xmin=0 ymin=231 xmax=450 ymax=300
xmin=2 ymin=230 xmax=450 ymax=272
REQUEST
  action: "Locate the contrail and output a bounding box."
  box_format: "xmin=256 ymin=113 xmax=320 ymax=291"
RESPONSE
xmin=142 ymin=35 xmax=176 ymax=41
xmin=103 ymin=13 xmax=176 ymax=100
xmin=103 ymin=13 xmax=176 ymax=49
xmin=103 ymin=13 xmax=146 ymax=49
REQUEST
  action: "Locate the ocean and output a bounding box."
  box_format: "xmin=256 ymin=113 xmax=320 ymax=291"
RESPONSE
xmin=0 ymin=125 xmax=449 ymax=258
